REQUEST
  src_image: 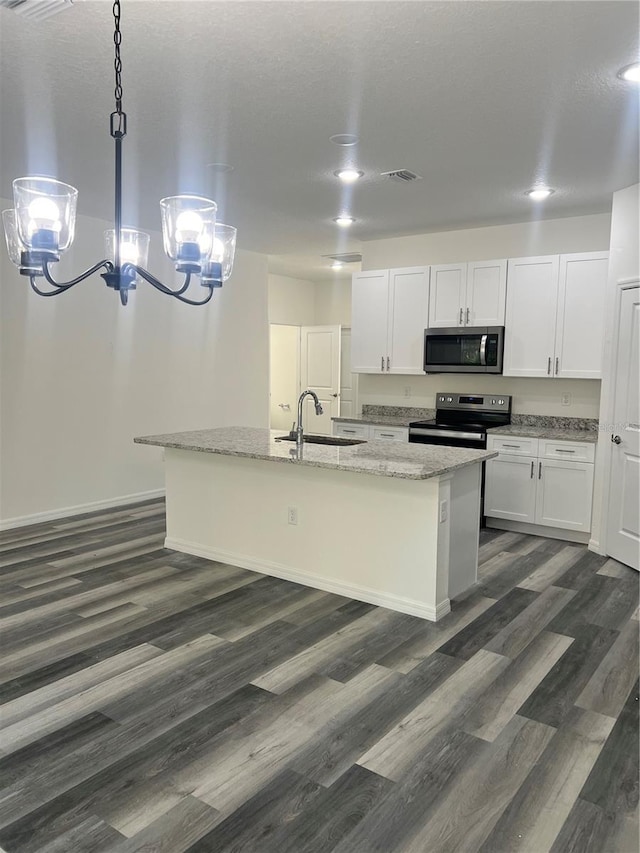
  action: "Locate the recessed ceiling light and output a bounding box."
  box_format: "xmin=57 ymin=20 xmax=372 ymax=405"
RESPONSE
xmin=525 ymin=187 xmax=554 ymax=201
xmin=334 ymin=169 xmax=364 ymax=183
xmin=331 ymin=261 xmax=344 ymax=270
xmin=333 ymin=216 xmax=356 ymax=226
xmin=618 ymin=62 xmax=640 ymax=83
xmin=208 ymin=163 xmax=234 ymax=173
xmin=330 ymin=134 xmax=359 ymax=146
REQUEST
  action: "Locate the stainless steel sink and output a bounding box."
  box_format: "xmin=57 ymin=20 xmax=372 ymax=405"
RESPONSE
xmin=275 ymin=434 xmax=366 ymax=446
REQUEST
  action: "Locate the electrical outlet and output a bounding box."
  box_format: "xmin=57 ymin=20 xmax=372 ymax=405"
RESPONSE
xmin=287 ymin=506 xmax=298 ymax=525
xmin=439 ymin=500 xmax=448 ymax=523
xmin=561 ymin=392 xmax=571 ymax=407
xmin=404 ymin=386 xmax=411 ymax=398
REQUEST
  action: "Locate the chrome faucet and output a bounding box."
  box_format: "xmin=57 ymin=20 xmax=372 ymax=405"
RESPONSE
xmin=293 ymin=390 xmax=323 ymax=450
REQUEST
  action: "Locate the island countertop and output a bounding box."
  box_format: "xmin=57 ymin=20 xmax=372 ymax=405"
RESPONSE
xmin=134 ymin=426 xmax=497 ymax=481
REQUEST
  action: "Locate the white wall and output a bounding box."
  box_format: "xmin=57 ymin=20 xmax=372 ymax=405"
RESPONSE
xmin=314 ymin=278 xmax=351 ymax=326
xmin=268 ymin=274 xmax=316 ymax=325
xmin=361 ymin=213 xmax=612 ymax=270
xmin=357 ymin=213 xmax=611 ymax=418
xmin=591 ymin=183 xmax=640 ymax=553
xmin=0 ymin=200 xmax=269 ymax=525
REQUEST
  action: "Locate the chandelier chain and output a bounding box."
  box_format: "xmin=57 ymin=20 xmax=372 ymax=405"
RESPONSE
xmin=113 ymin=0 xmax=123 ymax=114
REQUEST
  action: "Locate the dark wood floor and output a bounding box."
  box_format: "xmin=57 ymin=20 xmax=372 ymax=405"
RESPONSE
xmin=0 ymin=499 xmax=638 ymax=853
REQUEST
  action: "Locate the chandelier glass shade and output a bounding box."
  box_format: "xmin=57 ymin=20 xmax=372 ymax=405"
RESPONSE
xmin=1 ymin=0 xmax=236 ymax=307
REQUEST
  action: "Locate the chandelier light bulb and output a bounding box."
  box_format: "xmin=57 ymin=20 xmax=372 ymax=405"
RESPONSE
xmin=28 ymin=197 xmax=61 ymax=228
xmin=175 ymin=210 xmax=204 ymax=242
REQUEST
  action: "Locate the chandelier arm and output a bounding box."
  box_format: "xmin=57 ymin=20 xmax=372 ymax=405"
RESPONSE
xmin=41 ymin=259 xmax=114 ymax=289
xmin=30 ymin=276 xmax=76 ymax=297
xmin=128 ymin=265 xmax=191 ymax=296
xmin=171 ymin=287 xmax=216 ymax=307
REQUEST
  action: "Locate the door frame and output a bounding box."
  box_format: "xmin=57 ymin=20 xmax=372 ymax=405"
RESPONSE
xmin=590 ymin=277 xmax=639 ymax=556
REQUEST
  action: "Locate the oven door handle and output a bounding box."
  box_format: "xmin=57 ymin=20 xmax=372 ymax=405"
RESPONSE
xmin=479 ymin=334 xmax=487 ymax=366
xmin=410 ymin=428 xmax=485 ymax=441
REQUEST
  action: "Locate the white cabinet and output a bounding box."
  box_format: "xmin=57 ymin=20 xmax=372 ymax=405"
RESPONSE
xmin=351 ymin=267 xmax=429 ymax=374
xmin=485 ymin=435 xmax=595 ymax=534
xmin=503 ymin=252 xmax=608 ymax=378
xmin=428 ymin=259 xmax=507 ymax=328
xmin=333 ymin=422 xmax=408 ymax=442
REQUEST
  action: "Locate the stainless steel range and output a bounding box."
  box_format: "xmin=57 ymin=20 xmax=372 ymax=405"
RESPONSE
xmin=409 ymin=392 xmax=511 ymax=449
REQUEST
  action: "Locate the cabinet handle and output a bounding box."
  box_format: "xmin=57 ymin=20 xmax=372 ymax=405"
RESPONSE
xmin=379 ymin=433 xmax=395 ymax=438
xmin=381 ymin=356 xmax=384 ymax=372
xmin=538 ymin=461 xmax=542 ymax=479
xmin=554 ymin=449 xmax=575 ymax=454
xmin=343 ymin=429 xmax=356 ymax=434
xmin=466 ymin=307 xmax=470 ymax=324
xmin=547 ymin=357 xmax=551 ymax=375
xmin=387 ymin=356 xmax=390 ymax=371
xmin=555 ymin=357 xmax=559 ymax=375
xmin=459 ymin=308 xmax=464 ymax=325
xmin=502 ymin=444 xmax=521 ymax=449
xmin=530 ymin=460 xmax=534 ymax=478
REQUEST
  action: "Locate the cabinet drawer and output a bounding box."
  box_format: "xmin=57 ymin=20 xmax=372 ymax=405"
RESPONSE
xmin=333 ymin=423 xmax=369 ymax=439
xmin=371 ymin=426 xmax=408 ymax=442
xmin=488 ymin=435 xmax=539 ymax=456
xmin=539 ymin=439 xmax=595 ymax=463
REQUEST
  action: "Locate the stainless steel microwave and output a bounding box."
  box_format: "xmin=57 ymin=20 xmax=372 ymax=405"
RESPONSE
xmin=423 ymin=326 xmax=505 ymax=373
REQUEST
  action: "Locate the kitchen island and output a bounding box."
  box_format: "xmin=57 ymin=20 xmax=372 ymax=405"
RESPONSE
xmin=134 ymin=427 xmax=497 ymax=621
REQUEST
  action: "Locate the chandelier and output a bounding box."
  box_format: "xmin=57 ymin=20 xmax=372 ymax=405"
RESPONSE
xmin=1 ymin=0 xmax=236 ymax=306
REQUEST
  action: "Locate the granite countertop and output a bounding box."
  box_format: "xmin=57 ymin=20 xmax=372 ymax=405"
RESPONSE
xmin=332 ymin=405 xmax=436 ymax=428
xmin=488 ymin=424 xmax=598 ymax=443
xmin=134 ymin=427 xmax=497 ymax=481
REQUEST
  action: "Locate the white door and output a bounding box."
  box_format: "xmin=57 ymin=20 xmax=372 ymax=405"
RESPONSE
xmin=554 ymin=252 xmax=609 ymax=379
xmin=466 ymin=259 xmax=507 ymax=326
xmin=428 ymin=264 xmax=466 ymax=328
xmin=607 ymin=285 xmax=640 ymax=569
xmin=536 ymin=459 xmax=594 ymax=532
xmin=269 ymin=325 xmax=299 ymax=431
xmin=388 ymin=267 xmax=430 ymax=374
xmin=339 ymin=328 xmax=358 ymax=418
xmin=351 ymin=270 xmax=390 ymax=372
xmin=484 ymin=455 xmax=537 ymax=522
xmin=300 ymin=325 xmax=341 ymax=435
xmin=503 ymin=256 xmax=560 ymax=377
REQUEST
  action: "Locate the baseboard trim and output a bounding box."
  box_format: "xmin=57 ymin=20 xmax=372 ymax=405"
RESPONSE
xmin=485 ymin=518 xmax=590 ymax=544
xmin=165 ymin=536 xmax=450 ymax=622
xmin=588 ymin=537 xmax=604 ymax=555
xmin=0 ymin=489 xmax=166 ymax=531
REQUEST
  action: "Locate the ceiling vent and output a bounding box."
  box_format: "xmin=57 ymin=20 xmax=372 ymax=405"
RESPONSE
xmin=322 ymin=253 xmax=362 ymax=264
xmin=0 ymin=0 xmax=76 ymax=21
xmin=380 ymin=169 xmax=422 ymax=183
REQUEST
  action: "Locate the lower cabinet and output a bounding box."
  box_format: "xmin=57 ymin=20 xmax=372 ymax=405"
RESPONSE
xmin=485 ymin=436 xmax=595 ymax=534
xmin=333 ymin=422 xmax=408 ymax=442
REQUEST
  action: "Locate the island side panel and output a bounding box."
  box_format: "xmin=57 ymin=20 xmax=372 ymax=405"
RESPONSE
xmin=163 ymin=448 xmax=449 ymax=621
xmin=447 ymin=464 xmax=482 ymax=598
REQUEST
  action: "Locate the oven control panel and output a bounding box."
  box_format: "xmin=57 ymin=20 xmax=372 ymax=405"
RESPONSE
xmin=436 ymin=393 xmax=511 ymax=412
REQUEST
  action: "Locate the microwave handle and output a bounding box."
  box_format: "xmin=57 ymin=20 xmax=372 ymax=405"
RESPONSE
xmin=479 ymin=333 xmax=487 ymax=366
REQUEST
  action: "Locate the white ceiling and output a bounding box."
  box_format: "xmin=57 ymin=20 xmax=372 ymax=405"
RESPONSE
xmin=1 ymin=0 xmax=638 ymax=281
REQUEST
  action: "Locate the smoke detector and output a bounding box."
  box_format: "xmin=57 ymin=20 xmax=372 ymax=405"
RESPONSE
xmin=380 ymin=169 xmax=422 ymax=183
xmin=0 ymin=0 xmax=76 ymax=21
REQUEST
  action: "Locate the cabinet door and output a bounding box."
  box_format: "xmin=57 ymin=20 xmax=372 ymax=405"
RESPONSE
xmin=503 ymin=256 xmax=559 ymax=377
xmin=535 ymin=459 xmax=594 ymax=532
xmin=554 ymin=253 xmax=609 ymax=379
xmin=466 ymin=259 xmax=507 ymax=326
xmin=484 ymin=455 xmax=537 ymax=522
xmin=351 ymin=270 xmax=390 ymax=373
xmin=388 ymin=267 xmax=430 ymax=374
xmin=428 ymin=264 xmax=466 ymax=328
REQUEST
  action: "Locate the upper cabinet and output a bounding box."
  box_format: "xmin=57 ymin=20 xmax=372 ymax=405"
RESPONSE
xmin=503 ymin=252 xmax=609 ymax=378
xmin=428 ymin=259 xmax=507 ymax=328
xmin=351 ymin=267 xmax=429 ymax=374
